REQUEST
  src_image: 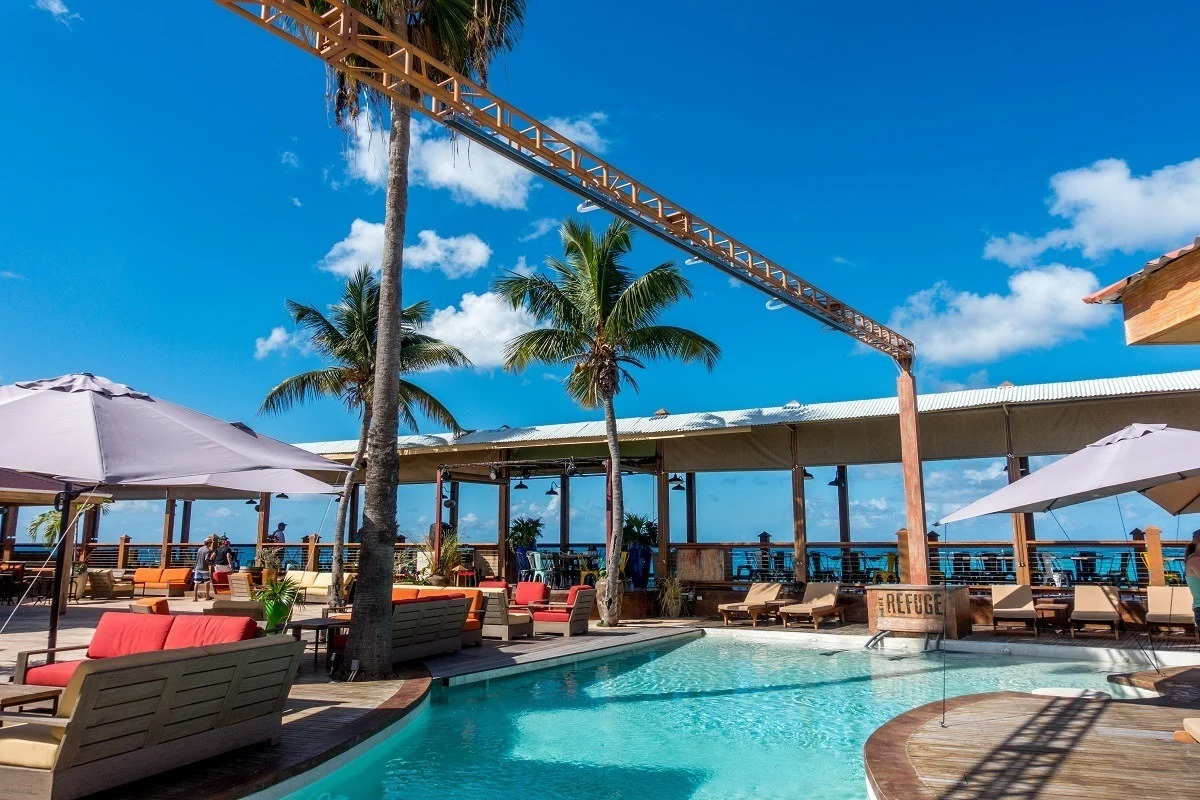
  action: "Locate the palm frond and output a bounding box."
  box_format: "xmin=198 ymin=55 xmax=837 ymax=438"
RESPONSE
xmin=398 ymin=379 xmax=465 ymax=434
xmin=259 ymin=367 xmax=350 ymax=415
xmin=607 ymin=262 xmax=692 ymax=336
xmin=625 ymin=325 xmax=721 ymax=371
xmin=503 ymin=328 xmax=590 ymax=372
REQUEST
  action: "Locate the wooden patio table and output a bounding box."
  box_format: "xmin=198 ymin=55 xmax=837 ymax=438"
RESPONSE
xmin=286 ymin=617 xmax=349 ymax=667
xmin=0 ymin=684 xmax=61 ymax=713
xmin=1034 ymin=601 xmax=1070 ymax=634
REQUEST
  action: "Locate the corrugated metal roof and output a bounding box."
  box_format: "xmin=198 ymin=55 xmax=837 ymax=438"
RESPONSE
xmin=1085 ymin=236 xmax=1200 ymax=304
xmin=295 ymin=369 xmax=1200 ymax=456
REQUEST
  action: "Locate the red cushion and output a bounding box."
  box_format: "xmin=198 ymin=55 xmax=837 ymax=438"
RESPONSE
xmin=566 ymin=585 xmax=589 ymax=607
xmin=212 ymin=572 xmax=230 ymax=587
xmin=478 ymin=580 xmax=507 ymax=590
xmin=532 ymin=610 xmax=571 ymax=622
xmin=463 ymin=618 xmax=482 ymax=632
xmin=514 ymin=581 xmax=549 ymax=606
xmin=164 ymin=615 xmax=257 ymax=649
xmin=87 ymin=612 xmax=175 ymax=659
xmin=391 ymin=587 xmax=420 ymax=602
xmin=392 ymin=596 xmax=443 ymax=606
xmin=23 ymin=659 xmax=84 ymax=687
xmin=331 ymin=633 xmax=347 ymax=650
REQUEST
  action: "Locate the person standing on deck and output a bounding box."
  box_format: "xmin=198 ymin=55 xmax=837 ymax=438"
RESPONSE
xmin=193 ymin=536 xmax=216 ymax=601
xmin=269 ymin=522 xmax=287 ymax=544
xmin=1185 ymin=531 xmax=1200 ymax=630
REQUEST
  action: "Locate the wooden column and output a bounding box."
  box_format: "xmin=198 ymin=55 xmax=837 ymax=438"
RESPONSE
xmin=161 ymin=498 xmax=176 ymax=568
xmin=789 ymin=425 xmax=808 ymax=583
xmin=835 ymin=465 xmax=850 ymax=543
xmin=255 ymin=493 xmax=271 ymax=560
xmin=897 ymin=363 xmax=929 ymax=585
xmin=306 ymin=534 xmax=320 ymax=571
xmin=432 ymin=469 xmax=445 ymax=559
xmin=1144 ymin=525 xmax=1166 ymax=586
xmin=685 ymin=472 xmax=697 ymax=544
xmin=347 ymin=482 xmax=361 ymax=543
xmin=178 ymin=500 xmax=193 ymax=544
xmin=81 ymin=505 xmax=100 ymax=563
xmin=3 ymin=505 xmax=19 ymax=561
xmin=896 ymin=528 xmax=911 ymax=584
xmin=1004 ymin=406 xmax=1035 ymax=585
xmin=559 ymin=473 xmax=571 ymax=552
xmin=117 ymin=535 xmax=130 ymax=570
xmin=656 ymin=467 xmax=671 ymax=581
xmin=497 ymin=481 xmax=511 ymax=580
xmin=448 ymin=481 xmax=460 ymax=531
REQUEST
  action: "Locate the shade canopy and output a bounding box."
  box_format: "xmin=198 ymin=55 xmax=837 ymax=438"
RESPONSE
xmin=109 ymin=469 xmax=342 ymax=501
xmin=939 ymin=423 xmax=1200 ymax=524
xmin=0 ymin=374 xmax=350 ymax=486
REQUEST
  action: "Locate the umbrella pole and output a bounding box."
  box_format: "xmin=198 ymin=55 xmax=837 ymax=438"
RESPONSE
xmin=47 ymin=482 xmax=79 ymax=653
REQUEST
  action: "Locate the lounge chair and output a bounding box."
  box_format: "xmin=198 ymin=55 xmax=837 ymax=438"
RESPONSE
xmin=84 ymin=569 xmax=133 ymax=600
xmin=204 ymin=599 xmax=267 ymax=622
xmin=991 ymin=584 xmax=1038 ymax=634
xmin=1146 ymin=586 xmax=1199 ymax=642
xmin=1069 ymin=585 xmax=1122 ymax=639
xmin=1175 ymin=718 xmax=1200 ymax=743
xmin=228 ymin=572 xmax=255 ymax=601
xmin=778 ymin=582 xmax=843 ymax=629
xmin=479 ymin=589 xmax=533 ymax=640
xmin=511 ymin=580 xmax=550 ymax=610
xmin=0 ymin=635 xmax=304 ymax=800
xmin=532 ymin=585 xmax=595 ymax=637
xmin=718 ymin=582 xmax=782 ymax=627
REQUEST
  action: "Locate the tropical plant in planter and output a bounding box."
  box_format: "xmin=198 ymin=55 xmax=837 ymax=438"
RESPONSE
xmin=657 ymin=573 xmax=686 ymax=618
xmin=623 ymin=514 xmax=657 ymax=589
xmin=256 ymin=548 xmax=282 ymax=585
xmin=253 ymin=577 xmax=301 ymax=633
xmin=420 ymin=528 xmax=461 ymax=586
xmin=508 ymin=516 xmax=544 ymax=578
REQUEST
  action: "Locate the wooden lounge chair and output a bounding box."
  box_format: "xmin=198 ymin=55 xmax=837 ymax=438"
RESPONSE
xmin=0 ymin=636 xmax=304 ymax=800
xmin=1069 ymin=585 xmax=1122 ymax=639
xmin=479 ymin=589 xmax=533 ymax=640
xmin=1175 ymin=718 xmax=1200 ymax=743
xmin=778 ymin=582 xmax=843 ymax=629
xmin=228 ymin=572 xmax=254 ymax=601
xmin=991 ymin=584 xmax=1038 ymax=634
xmin=718 ymin=582 xmax=782 ymax=627
xmin=532 ymin=585 xmax=595 ymax=637
xmin=83 ymin=569 xmax=133 ymax=600
xmin=1146 ymin=586 xmax=1199 ymax=642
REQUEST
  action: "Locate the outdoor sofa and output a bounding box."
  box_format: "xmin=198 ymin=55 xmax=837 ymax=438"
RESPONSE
xmin=392 ymin=585 xmax=488 ymax=646
xmin=130 ymin=566 xmax=191 ymax=596
xmin=778 ymin=582 xmax=843 ymax=629
xmin=532 ymin=585 xmax=595 ymax=637
xmin=15 ymin=611 xmax=259 ymax=687
xmin=718 ymin=582 xmax=782 ymax=627
xmin=331 ymin=593 xmax=469 ymax=665
xmin=0 ymin=634 xmax=304 ymax=800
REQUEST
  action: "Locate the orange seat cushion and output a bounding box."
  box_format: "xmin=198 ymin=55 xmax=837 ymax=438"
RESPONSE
xmin=135 ymin=598 xmax=170 ymax=614
xmin=132 ymin=568 xmax=162 ymax=584
xmin=463 ymin=618 xmax=482 ymax=632
xmin=86 ymin=612 xmax=175 ymax=659
xmin=391 ymin=587 xmax=420 ymax=602
xmin=532 ymin=610 xmax=571 ymax=623
xmin=23 ymin=659 xmax=84 ymax=687
xmin=160 ymin=568 xmax=191 ymax=584
xmin=164 ymin=615 xmax=257 ymax=649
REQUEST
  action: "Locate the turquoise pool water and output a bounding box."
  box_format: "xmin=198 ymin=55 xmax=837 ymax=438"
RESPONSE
xmin=287 ymin=636 xmax=1119 ymax=800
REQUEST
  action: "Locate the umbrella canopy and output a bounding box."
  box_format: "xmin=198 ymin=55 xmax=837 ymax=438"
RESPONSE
xmin=110 ymin=468 xmax=341 ymax=501
xmin=0 ymin=374 xmax=350 ymax=485
xmin=939 ymin=423 xmax=1200 ymax=524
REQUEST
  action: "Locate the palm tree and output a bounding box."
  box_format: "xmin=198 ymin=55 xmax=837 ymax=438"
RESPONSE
xmin=495 ymin=219 xmax=720 ymax=626
xmin=260 ymin=265 xmax=469 ymax=612
xmin=330 ymin=0 xmax=526 ymax=679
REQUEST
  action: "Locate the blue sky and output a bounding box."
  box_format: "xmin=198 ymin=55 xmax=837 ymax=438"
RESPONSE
xmin=5 ymin=1 xmax=1200 ymax=546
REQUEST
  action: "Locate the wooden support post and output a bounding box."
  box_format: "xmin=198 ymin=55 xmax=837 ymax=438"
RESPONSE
xmin=896 ymin=529 xmax=911 ymax=584
xmin=656 ymin=467 xmax=671 ymax=582
xmin=347 ymin=482 xmax=361 ymax=543
xmin=897 ymin=363 xmax=929 ymax=585
xmin=835 ymin=465 xmax=850 ymax=543
xmin=161 ymin=498 xmax=176 ymax=568
xmin=685 ymin=472 xmax=697 ymax=544
xmin=789 ymin=425 xmax=808 ymax=583
xmin=432 ymin=469 xmax=445 ymax=561
xmin=178 ymin=500 xmax=192 ymax=544
xmin=255 ymin=493 xmax=271 ymax=561
xmin=1004 ymin=406 xmax=1034 ymax=584
xmin=306 ymin=534 xmax=320 ymax=571
xmin=81 ymin=505 xmax=100 ymax=563
xmin=448 ymin=481 xmax=460 ymax=531
xmin=497 ymin=475 xmax=511 ymax=580
xmin=559 ymin=472 xmax=571 ymax=552
xmin=117 ymin=535 xmax=130 ymax=570
xmin=1145 ymin=525 xmax=1166 ymax=586
xmin=2 ymin=505 xmax=19 ymax=562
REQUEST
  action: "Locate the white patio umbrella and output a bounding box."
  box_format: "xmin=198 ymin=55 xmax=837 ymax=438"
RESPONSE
xmin=939 ymin=423 xmax=1200 ymax=524
xmin=111 ymin=469 xmax=340 ymax=501
xmin=0 ymin=373 xmax=351 ymax=647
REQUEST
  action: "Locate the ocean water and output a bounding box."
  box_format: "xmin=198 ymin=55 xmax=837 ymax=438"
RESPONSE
xmin=285 ymin=637 xmax=1117 ymax=800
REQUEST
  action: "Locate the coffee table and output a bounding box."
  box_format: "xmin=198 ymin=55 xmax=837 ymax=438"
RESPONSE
xmin=287 ymin=617 xmax=349 ymax=667
xmin=1035 ymin=601 xmax=1070 ymax=634
xmin=0 ymin=684 xmax=62 ymax=712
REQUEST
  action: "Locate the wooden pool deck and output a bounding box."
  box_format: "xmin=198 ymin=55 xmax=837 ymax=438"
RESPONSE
xmin=865 ymin=666 xmax=1200 ymax=800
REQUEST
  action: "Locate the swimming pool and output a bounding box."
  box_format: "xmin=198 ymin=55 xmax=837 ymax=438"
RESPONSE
xmin=286 ymin=636 xmax=1121 ymax=800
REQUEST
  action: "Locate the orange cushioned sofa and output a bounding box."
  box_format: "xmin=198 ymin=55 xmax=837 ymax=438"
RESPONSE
xmin=392 ymin=585 xmax=488 ymax=646
xmin=14 ymin=611 xmax=259 ymax=687
xmin=131 ymin=566 xmax=191 ymax=596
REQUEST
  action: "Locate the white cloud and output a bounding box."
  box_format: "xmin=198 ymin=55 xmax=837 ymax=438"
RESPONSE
xmin=35 ymin=0 xmax=80 ymax=24
xmin=318 ymin=219 xmax=383 ymax=276
xmin=985 ymin=157 xmax=1200 ymax=266
xmin=290 ymin=197 xmax=302 ymax=207
xmin=543 ymin=112 xmax=610 ymax=153
xmin=511 ymin=255 xmax=534 ymax=276
xmin=424 ymin=292 xmax=542 ymax=369
xmin=404 ymin=230 xmax=491 ymax=278
xmin=110 ymin=500 xmax=154 ymax=514
xmin=0 ymin=270 xmax=24 ymax=280
xmin=519 ymin=217 xmax=559 ymax=242
xmin=930 ymin=369 xmax=990 ymax=392
xmin=345 ymin=115 xmax=534 ymax=209
xmin=887 ymin=264 xmax=1114 ymax=365
xmin=206 ymin=507 xmax=233 ymax=518
xmin=832 ymin=255 xmax=858 ymax=268
xmin=254 ymin=327 xmax=298 ymax=359
xmin=280 ymin=150 xmax=300 ymax=168
xmin=963 ymin=461 xmax=1006 ymax=485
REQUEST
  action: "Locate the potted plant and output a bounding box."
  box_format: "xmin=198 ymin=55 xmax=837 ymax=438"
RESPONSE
xmin=421 ymin=528 xmax=461 ymax=587
xmin=69 ymin=563 xmax=89 ymax=601
xmin=623 ymin=514 xmax=656 ymax=590
xmin=657 ymin=573 xmax=685 ymax=618
xmin=508 ymin=516 xmax=543 ymax=577
xmin=256 ymin=548 xmax=281 ymax=585
xmin=253 ymin=577 xmax=300 ymax=633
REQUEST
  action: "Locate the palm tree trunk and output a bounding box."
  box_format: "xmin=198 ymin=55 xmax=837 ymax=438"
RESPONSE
xmin=329 ymin=404 xmax=371 ymax=610
xmin=345 ymin=96 xmax=411 ymax=679
xmin=601 ymin=394 xmax=624 ymax=626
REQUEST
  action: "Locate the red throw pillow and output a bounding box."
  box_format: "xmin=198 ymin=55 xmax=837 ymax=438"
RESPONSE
xmin=164 ymin=615 xmax=257 ymax=649
xmin=86 ymin=612 xmax=175 ymax=659
xmin=566 ymin=585 xmax=590 ymax=607
xmin=514 ymin=581 xmax=549 ymax=606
